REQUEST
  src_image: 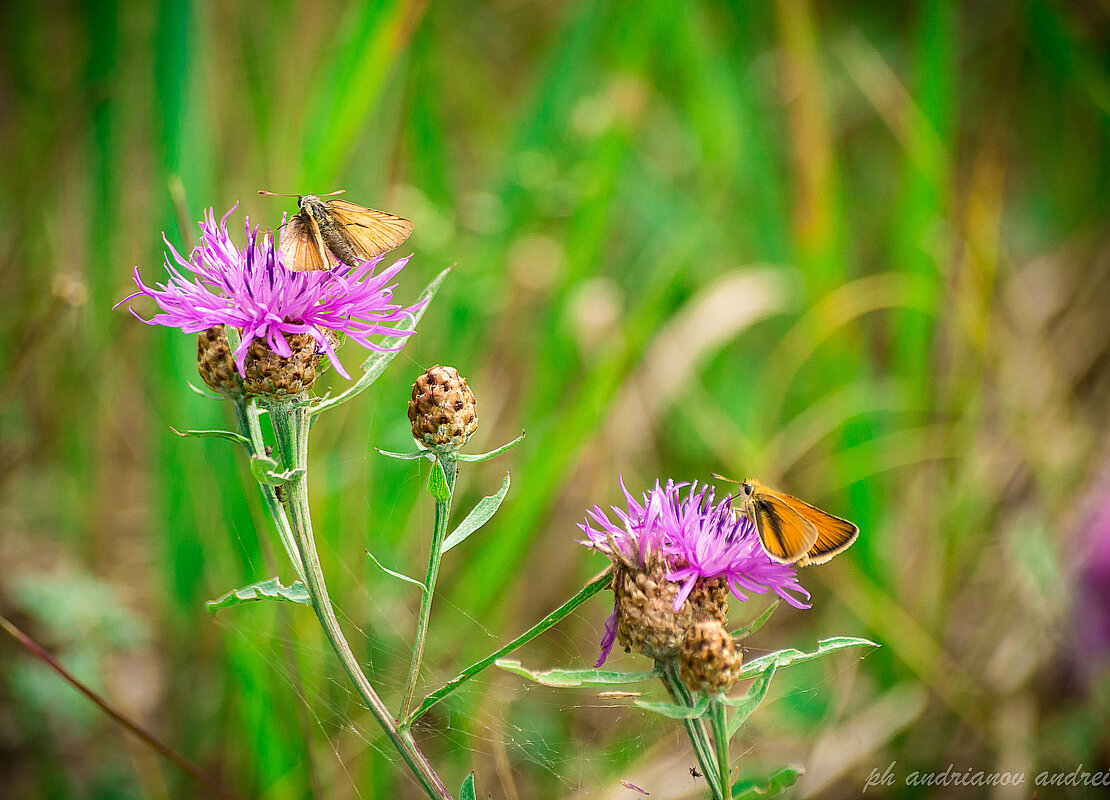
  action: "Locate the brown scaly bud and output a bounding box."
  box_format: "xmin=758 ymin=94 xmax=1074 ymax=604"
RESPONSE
xmin=242 ymin=333 xmax=319 ymax=398
xmin=197 ymin=326 xmax=245 ymax=398
xmin=679 ymin=620 xmax=743 ymax=694
xmin=612 ymin=559 xmax=729 ymax=661
xmin=408 ymin=366 xmax=478 ymax=451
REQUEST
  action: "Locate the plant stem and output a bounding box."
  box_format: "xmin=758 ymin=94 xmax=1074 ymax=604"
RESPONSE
xmin=269 ymin=401 xmax=453 ymax=800
xmin=0 ymin=614 xmax=243 ymax=800
xmin=400 ymin=453 xmax=455 ymax=719
xmin=710 ymin=700 xmax=732 ymax=800
xmin=661 ymin=661 xmax=724 ymax=800
xmin=232 ymin=398 xmax=305 ymax=582
xmin=403 ymin=567 xmax=613 ymax=727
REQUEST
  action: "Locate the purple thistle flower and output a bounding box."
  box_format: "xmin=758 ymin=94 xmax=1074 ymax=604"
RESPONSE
xmin=117 ymin=206 xmax=425 ymax=379
xmin=580 ymin=478 xmax=811 ymax=666
xmin=660 ymin=482 xmax=811 ymax=611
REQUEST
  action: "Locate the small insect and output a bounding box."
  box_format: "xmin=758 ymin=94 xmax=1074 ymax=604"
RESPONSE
xmin=619 ymin=779 xmax=650 ymax=795
xmin=274 ymin=485 xmax=286 ymax=503
xmin=723 ymin=476 xmax=859 ymax=566
xmin=689 ymin=767 xmax=702 ymax=779
xmin=259 ymin=190 xmax=413 ymax=272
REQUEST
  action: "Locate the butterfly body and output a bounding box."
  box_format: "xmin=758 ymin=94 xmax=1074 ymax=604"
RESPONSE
xmin=263 ymin=190 xmax=414 ymax=272
xmin=737 ymin=478 xmax=858 ymax=566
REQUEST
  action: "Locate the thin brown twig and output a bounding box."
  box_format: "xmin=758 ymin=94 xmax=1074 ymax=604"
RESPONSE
xmin=0 ymin=613 xmax=243 ymax=800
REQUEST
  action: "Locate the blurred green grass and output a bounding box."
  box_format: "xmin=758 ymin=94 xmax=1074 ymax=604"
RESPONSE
xmin=3 ymin=0 xmax=1110 ymax=798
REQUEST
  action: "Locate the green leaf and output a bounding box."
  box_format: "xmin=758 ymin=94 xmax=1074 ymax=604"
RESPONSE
xmin=170 ymin=427 xmax=251 ymax=448
xmin=731 ymin=601 xmax=779 ymax=640
xmin=443 ymin=474 xmax=510 ymax=553
xmin=732 ymin=765 xmax=804 ymax=799
xmin=205 ymin=577 xmax=310 ymax=614
xmin=249 ymin=455 xmax=304 ymax=486
xmin=427 ymin=457 xmax=452 ymax=502
xmin=404 ymin=569 xmax=613 ymax=726
xmin=741 ymin=636 xmax=878 ymax=676
xmin=185 ymin=381 xmax=223 ymax=400
xmin=634 ymin=692 xmax=711 ymax=719
xmin=365 ymin=549 xmax=425 ymax=593
xmin=725 ymin=665 xmax=776 ymax=737
xmin=310 ymin=266 xmax=453 ymax=416
xmin=455 ymin=431 xmax=526 ymax=462
xmin=495 ymin=658 xmax=660 ymax=688
xmin=376 ymin=447 xmax=433 ymax=461
xmin=460 ymin=772 xmax=476 ymax=800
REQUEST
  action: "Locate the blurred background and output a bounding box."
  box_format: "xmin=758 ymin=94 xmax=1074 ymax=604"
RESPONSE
xmin=3 ymin=0 xmax=1110 ymax=798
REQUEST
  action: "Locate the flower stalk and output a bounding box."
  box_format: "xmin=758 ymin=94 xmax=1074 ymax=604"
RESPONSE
xmin=710 ymin=699 xmax=732 ymax=800
xmin=268 ymin=400 xmax=453 ymax=800
xmin=400 ymin=453 xmax=456 ymax=718
xmin=661 ymin=660 xmax=724 ymax=800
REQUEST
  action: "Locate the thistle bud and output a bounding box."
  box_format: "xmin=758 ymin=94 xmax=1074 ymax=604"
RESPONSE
xmin=679 ymin=620 xmax=743 ymax=694
xmin=242 ymin=333 xmax=319 ymax=398
xmin=197 ymin=326 xmax=245 ymax=398
xmin=408 ymin=366 xmax=478 ymax=451
xmin=612 ymin=560 xmax=729 ymax=661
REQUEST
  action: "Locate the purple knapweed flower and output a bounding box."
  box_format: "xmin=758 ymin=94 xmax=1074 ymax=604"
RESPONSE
xmin=660 ymin=482 xmax=811 ymax=611
xmin=117 ymin=206 xmax=425 ymax=379
xmin=580 ymin=478 xmax=811 ymax=666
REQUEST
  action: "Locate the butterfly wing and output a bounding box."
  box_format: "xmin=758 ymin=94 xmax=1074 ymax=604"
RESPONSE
xmin=279 ymin=211 xmax=336 ymax=272
xmin=774 ymin=493 xmax=859 ymax=567
xmin=745 ymin=488 xmax=819 ymax=564
xmin=323 ymin=199 xmax=414 ymax=261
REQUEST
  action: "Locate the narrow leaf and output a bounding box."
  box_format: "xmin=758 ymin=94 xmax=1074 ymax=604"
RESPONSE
xmin=635 ymin=693 xmax=711 ymax=720
xmin=731 ymin=601 xmax=779 ymax=640
xmin=206 ymin=577 xmax=310 ymax=614
xmin=455 ymin=431 xmax=526 ymax=462
xmin=404 ymin=568 xmax=613 ymax=726
xmin=725 ymin=665 xmax=776 ymax=737
xmin=443 ymin=474 xmax=510 ymax=553
xmin=366 ymin=549 xmax=425 ymax=593
xmin=185 ymin=381 xmax=222 ymax=400
xmin=427 ymin=457 xmax=451 ymax=502
xmin=733 ymin=765 xmax=804 ymax=799
xmin=495 ymin=658 xmax=660 ymax=688
xmin=376 ymin=448 xmax=433 ymax=461
xmin=170 ymin=427 xmax=251 ymax=448
xmin=741 ymin=636 xmax=878 ymax=677
xmin=249 ymin=455 xmax=303 ymax=486
xmin=460 ymin=773 xmax=476 ymax=800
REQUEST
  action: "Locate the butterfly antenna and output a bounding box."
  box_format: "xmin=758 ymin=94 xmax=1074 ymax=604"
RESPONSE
xmin=318 ymin=189 xmax=346 ymax=197
xmin=258 ymin=189 xmax=299 ymax=198
xmin=712 ymin=473 xmax=740 ymax=485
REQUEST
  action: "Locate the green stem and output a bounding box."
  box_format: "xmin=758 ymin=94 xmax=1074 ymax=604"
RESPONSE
xmin=661 ymin=661 xmax=724 ymax=800
xmin=403 ymin=567 xmax=614 ymax=728
xmin=400 ymin=454 xmax=456 ymax=718
xmin=269 ymin=401 xmax=453 ymax=800
xmin=232 ymin=398 xmax=305 ymax=582
xmin=710 ymin=700 xmax=732 ymax=800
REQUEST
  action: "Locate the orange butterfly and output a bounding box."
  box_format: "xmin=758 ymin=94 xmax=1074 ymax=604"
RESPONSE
xmin=260 ymin=190 xmax=413 ymax=271
xmin=727 ymin=477 xmax=859 ymax=566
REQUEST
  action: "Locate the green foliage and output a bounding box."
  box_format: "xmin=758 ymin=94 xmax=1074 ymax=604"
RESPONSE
xmin=442 ymin=474 xmax=510 ymax=553
xmin=205 ymin=578 xmax=311 ymax=614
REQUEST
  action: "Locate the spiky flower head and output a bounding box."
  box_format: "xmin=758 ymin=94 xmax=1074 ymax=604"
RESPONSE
xmin=117 ymin=206 xmax=425 ymax=385
xmin=580 ymin=479 xmax=810 ymax=666
xmin=408 ymin=365 xmax=478 ymax=451
xmin=679 ymin=620 xmax=743 ymax=694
